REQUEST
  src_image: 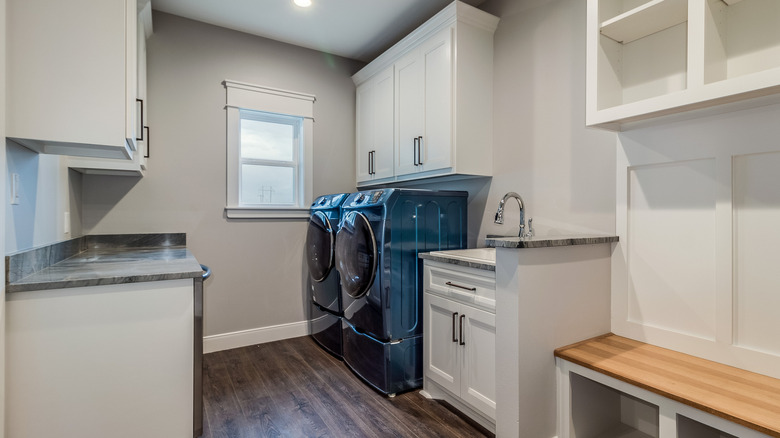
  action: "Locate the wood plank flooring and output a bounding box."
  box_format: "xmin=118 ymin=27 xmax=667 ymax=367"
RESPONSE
xmin=201 ymin=336 xmax=492 ymax=438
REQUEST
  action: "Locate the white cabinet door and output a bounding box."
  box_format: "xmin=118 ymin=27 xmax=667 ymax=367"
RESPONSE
xmin=67 ymin=4 xmax=149 ymax=176
xmin=425 ymin=292 xmax=461 ymax=396
xmin=356 ymin=66 xmax=394 ymax=184
xmin=137 ymin=9 xmax=149 ymax=169
xmin=395 ymin=49 xmax=424 ymax=176
xmin=420 ymin=27 xmax=453 ymax=173
xmin=7 ymin=0 xmax=139 ymax=160
xmin=356 ymin=81 xmax=374 ymax=183
xmin=373 ymin=68 xmax=395 ymax=180
xmin=395 ymin=27 xmax=454 ymax=177
xmin=461 ymin=305 xmax=497 ymax=420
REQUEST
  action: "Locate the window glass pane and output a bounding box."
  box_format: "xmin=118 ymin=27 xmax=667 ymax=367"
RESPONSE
xmin=240 ymin=118 xmax=294 ymax=161
xmin=241 ymin=164 xmax=295 ymax=205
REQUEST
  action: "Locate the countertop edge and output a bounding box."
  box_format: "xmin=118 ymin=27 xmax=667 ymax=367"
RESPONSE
xmin=419 ymin=253 xmax=496 ymax=272
xmin=7 ymin=271 xmax=203 ymax=294
xmin=485 ymin=235 xmax=619 ymax=249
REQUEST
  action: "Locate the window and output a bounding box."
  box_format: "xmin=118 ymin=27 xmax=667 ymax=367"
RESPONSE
xmin=224 ymin=80 xmax=314 ymax=219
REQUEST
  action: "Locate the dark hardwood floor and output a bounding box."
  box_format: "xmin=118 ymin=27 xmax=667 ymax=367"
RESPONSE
xmin=201 ymin=336 xmax=492 ymax=438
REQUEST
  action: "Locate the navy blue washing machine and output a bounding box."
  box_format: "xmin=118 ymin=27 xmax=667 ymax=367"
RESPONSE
xmin=306 ymin=193 xmax=350 ymax=358
xmin=334 ymin=188 xmax=468 ymax=395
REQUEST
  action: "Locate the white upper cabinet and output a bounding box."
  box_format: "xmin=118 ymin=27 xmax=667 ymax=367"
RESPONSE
xmin=68 ymin=1 xmax=153 ymax=176
xmin=7 ymin=0 xmax=140 ymax=160
xmin=587 ymin=0 xmax=780 ymax=130
xmin=353 ymin=1 xmax=499 ymax=187
xmin=356 ymin=66 xmax=395 ymax=183
xmin=395 ymin=28 xmax=454 ymax=176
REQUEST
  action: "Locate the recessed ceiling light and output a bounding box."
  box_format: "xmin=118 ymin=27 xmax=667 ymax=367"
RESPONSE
xmin=293 ymin=0 xmax=312 ymax=7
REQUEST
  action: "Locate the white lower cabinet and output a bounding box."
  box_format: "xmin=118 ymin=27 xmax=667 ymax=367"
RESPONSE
xmin=423 ymin=261 xmax=496 ymax=431
xmin=6 ymin=280 xmax=195 ymax=438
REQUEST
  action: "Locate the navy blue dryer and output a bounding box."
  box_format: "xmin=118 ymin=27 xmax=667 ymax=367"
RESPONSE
xmin=306 ymin=193 xmax=349 ymax=358
xmin=334 ymin=189 xmax=467 ymax=395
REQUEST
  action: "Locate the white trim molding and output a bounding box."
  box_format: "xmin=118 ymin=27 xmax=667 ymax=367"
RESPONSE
xmin=224 ymin=80 xmax=315 ymax=218
xmin=203 ymin=320 xmax=309 ymax=353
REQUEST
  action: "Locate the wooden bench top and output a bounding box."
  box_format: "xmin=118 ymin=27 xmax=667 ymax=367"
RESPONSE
xmin=555 ymin=333 xmax=780 ymax=437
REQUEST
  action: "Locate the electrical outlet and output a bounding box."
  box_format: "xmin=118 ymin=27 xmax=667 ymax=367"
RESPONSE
xmin=10 ymin=173 xmax=20 ymax=205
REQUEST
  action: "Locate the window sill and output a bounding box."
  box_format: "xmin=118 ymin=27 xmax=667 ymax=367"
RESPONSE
xmin=225 ymin=207 xmax=310 ymax=220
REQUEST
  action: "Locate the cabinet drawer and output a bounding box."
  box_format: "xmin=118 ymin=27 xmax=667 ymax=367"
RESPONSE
xmin=424 ymin=262 xmax=495 ymax=311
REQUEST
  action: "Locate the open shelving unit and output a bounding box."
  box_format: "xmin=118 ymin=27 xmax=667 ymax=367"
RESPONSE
xmin=555 ymin=334 xmax=780 ymax=438
xmin=587 ymin=0 xmax=780 ymax=130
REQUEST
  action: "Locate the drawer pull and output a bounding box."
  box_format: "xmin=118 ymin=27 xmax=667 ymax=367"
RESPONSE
xmin=446 ymin=281 xmax=476 ymax=291
xmin=452 ymin=312 xmax=459 ymax=343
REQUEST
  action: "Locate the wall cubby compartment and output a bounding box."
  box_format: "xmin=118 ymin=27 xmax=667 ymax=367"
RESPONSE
xmin=677 ymin=415 xmax=738 ymax=438
xmin=587 ymin=0 xmax=780 ymax=130
xmin=569 ymin=372 xmax=659 ymax=438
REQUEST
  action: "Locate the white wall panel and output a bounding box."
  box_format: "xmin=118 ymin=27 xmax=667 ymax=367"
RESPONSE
xmin=627 ymin=159 xmax=717 ymax=339
xmin=733 ymin=152 xmax=780 ymax=355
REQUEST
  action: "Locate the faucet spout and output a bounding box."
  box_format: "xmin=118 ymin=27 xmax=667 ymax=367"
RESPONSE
xmin=494 ymin=192 xmax=526 ymax=237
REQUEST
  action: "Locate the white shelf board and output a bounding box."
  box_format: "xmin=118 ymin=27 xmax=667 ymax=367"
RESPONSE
xmin=600 ymin=0 xmax=688 ymax=44
xmin=587 ymin=66 xmax=780 ymax=130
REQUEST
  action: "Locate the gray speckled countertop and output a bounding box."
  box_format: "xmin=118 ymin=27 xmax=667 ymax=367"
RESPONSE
xmin=485 ymin=234 xmax=619 ymax=249
xmin=419 ymin=249 xmax=496 ymax=272
xmin=6 ymin=234 xmax=203 ymax=293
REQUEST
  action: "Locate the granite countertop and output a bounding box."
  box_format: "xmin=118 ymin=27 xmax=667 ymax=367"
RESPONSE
xmin=6 ymin=234 xmax=203 ymax=293
xmin=485 ymin=234 xmax=619 ymax=249
xmin=419 ymin=248 xmax=496 ymax=272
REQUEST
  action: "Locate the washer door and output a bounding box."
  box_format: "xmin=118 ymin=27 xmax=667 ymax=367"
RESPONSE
xmin=335 ymin=211 xmax=378 ymax=299
xmin=306 ymin=211 xmax=335 ymax=282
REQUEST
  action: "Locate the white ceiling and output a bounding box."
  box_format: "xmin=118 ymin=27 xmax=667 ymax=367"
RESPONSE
xmin=152 ymin=0 xmax=485 ymax=63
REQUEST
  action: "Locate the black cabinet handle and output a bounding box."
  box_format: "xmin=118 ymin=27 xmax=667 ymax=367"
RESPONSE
xmin=418 ymin=136 xmax=424 ymax=165
xmin=446 ymin=281 xmax=477 ymax=291
xmin=459 ymin=314 xmax=465 ymax=346
xmin=136 ymin=99 xmax=144 ymax=141
xmin=413 ymin=137 xmax=419 ymax=166
xmin=143 ymin=126 xmax=150 ymax=158
xmin=368 ymin=150 xmax=376 ymax=175
xmin=452 ymin=312 xmax=459 ymax=343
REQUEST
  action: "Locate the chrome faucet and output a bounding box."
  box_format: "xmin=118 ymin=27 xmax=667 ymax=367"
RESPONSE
xmin=494 ymin=192 xmax=533 ymax=238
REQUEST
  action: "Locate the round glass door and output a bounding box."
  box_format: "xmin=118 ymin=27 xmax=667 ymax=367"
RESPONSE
xmin=305 ymin=211 xmax=335 ymax=282
xmin=335 ymin=211 xmax=377 ymax=298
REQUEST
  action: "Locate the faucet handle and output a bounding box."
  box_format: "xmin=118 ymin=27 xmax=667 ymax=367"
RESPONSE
xmin=525 ymin=218 xmax=534 ymax=238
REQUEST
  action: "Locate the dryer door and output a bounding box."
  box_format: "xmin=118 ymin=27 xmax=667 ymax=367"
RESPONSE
xmin=335 ymin=211 xmax=378 ymax=299
xmin=306 ymin=211 xmax=335 ymax=282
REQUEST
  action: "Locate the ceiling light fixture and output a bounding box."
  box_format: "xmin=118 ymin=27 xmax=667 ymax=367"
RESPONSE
xmin=293 ymin=0 xmax=312 ymax=7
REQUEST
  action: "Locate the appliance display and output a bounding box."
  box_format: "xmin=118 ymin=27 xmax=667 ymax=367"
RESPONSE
xmin=335 ymin=188 xmax=468 ymax=395
xmin=306 ymin=193 xmax=349 ymax=358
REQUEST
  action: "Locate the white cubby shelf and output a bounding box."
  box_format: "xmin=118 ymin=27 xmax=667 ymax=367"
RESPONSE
xmin=587 ymin=0 xmax=780 ymax=130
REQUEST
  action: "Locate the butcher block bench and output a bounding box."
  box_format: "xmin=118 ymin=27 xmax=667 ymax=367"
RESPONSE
xmin=554 ymin=333 xmax=780 ymax=438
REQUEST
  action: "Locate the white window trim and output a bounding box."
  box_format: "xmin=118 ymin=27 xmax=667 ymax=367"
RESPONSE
xmin=224 ymin=80 xmax=315 ymax=219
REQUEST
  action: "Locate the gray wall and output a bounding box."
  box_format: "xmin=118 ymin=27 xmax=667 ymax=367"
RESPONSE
xmin=4 ymin=145 xmax=82 ymax=253
xmin=80 ymin=12 xmax=364 ymax=338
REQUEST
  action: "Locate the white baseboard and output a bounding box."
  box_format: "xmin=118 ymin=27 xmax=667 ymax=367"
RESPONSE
xmin=203 ymin=320 xmax=309 ymax=353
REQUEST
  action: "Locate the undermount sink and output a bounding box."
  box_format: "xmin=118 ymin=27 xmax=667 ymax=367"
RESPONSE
xmin=428 ymin=248 xmax=496 ymax=264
